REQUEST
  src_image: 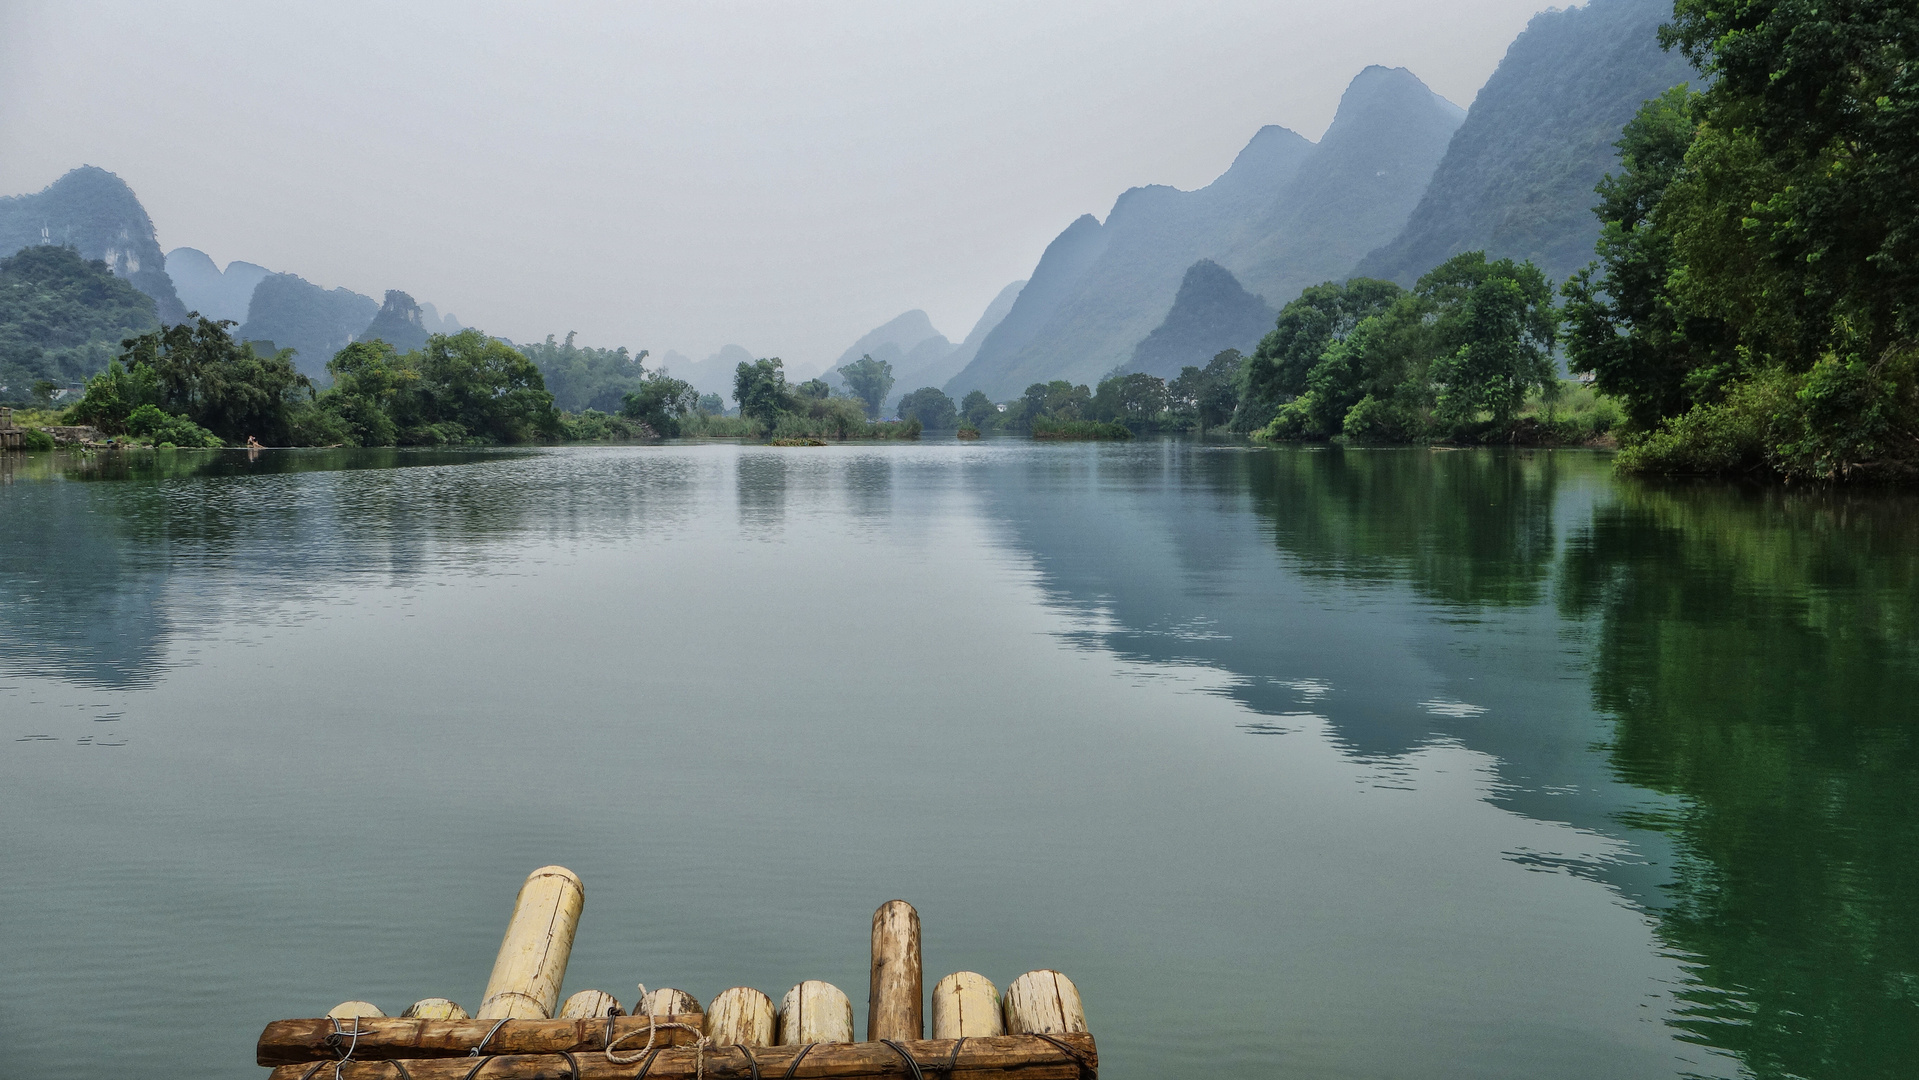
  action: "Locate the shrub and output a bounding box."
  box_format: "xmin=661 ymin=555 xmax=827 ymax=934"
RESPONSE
xmin=1031 ymin=417 xmax=1132 ymax=440
xmin=125 ymin=404 xmax=223 ymax=448
xmin=21 ymin=426 xmax=55 ymax=452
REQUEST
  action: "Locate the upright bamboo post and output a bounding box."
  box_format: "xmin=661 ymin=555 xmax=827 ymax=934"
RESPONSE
xmin=778 ymin=981 xmax=854 ymax=1045
xmin=1001 ymin=970 xmax=1085 ymax=1035
xmin=929 ymin=972 xmax=1003 ymax=1038
xmin=401 ymin=998 xmax=469 ymax=1020
xmin=867 ymin=900 xmax=922 ymax=1042
xmin=477 ymin=866 xmax=586 ymax=1020
xmin=705 ymin=988 xmax=776 ymax=1046
xmin=558 ymin=990 xmax=622 ymax=1019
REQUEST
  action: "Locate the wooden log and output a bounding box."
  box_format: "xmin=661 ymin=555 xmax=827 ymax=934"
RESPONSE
xmin=558 ymin=990 xmax=622 ymax=1019
xmin=704 ymin=987 xmax=776 ymax=1047
xmin=478 ymin=866 xmax=586 ymax=1020
xmin=930 ymin=972 xmax=1003 ymax=1039
xmin=1000 ymin=971 xmax=1085 ymax=1036
xmin=868 ymin=900 xmax=923 ymax=1042
xmin=327 ymin=1001 xmax=386 ymax=1019
xmin=256 ymin=1014 xmax=707 ymax=1066
xmin=402 ymin=999 xmax=470 ymax=1020
xmin=778 ymin=980 xmax=854 ymax=1045
xmin=635 ymin=987 xmax=703 ymax=1017
xmin=263 ymin=1032 xmax=1096 ymax=1080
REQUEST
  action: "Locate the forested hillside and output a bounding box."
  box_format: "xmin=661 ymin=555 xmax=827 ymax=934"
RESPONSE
xmin=0 ymin=245 xmax=159 ymax=397
xmin=1356 ymin=0 xmax=1695 ymax=284
xmin=0 ymin=167 xmax=187 ymax=324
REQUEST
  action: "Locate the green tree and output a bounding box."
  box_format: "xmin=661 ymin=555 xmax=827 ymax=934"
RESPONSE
xmin=1091 ymin=372 xmax=1168 ymax=426
xmin=960 ymin=389 xmax=999 ymax=429
xmin=619 ymin=370 xmax=699 ymax=437
xmin=408 ymin=330 xmax=560 ymax=444
xmin=1561 ymin=87 xmax=1733 ymax=429
xmin=895 ymin=386 xmax=958 ymax=429
xmin=1235 ymin=278 xmax=1404 ymax=430
xmin=734 ymin=357 xmax=790 ymax=432
xmin=1168 ymin=349 xmax=1244 ymax=431
xmin=108 ymin=316 xmax=310 ymax=443
xmin=321 ymin=340 xmax=409 ymax=446
xmin=0 ymin=244 xmax=159 ymax=394
xmin=794 ymin=377 xmax=832 ymax=401
xmin=838 ymin=354 xmax=895 ymax=419
xmin=1423 ymin=252 xmax=1558 ymax=428
xmin=516 ymin=331 xmax=650 ymax=413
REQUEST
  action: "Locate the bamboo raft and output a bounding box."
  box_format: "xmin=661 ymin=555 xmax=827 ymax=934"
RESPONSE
xmin=260 ymin=867 xmax=1095 ymax=1080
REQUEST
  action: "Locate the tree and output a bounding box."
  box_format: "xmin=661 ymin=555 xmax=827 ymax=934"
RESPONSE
xmin=0 ymin=244 xmax=158 ymax=394
xmin=838 ymin=354 xmax=895 ymax=418
xmin=1091 ymin=372 xmax=1168 ymax=425
xmin=1562 ymin=88 xmax=1733 ymax=429
xmin=795 ymin=378 xmax=832 ymax=401
xmin=734 ymin=357 xmax=790 ymax=431
xmin=1168 ymin=349 xmax=1243 ymax=430
xmin=111 ymin=316 xmax=311 ymax=443
xmin=409 ymin=329 xmax=561 ymax=444
xmin=895 ymin=386 xmax=958 ymax=429
xmin=1235 ymin=278 xmax=1403 ymax=430
xmin=323 ymin=340 xmax=409 ymax=446
xmin=959 ymin=389 xmax=998 ymax=429
xmin=1422 ymin=253 xmax=1558 ymax=427
xmin=619 ymin=370 xmax=699 ymax=437
xmin=517 ymin=331 xmax=650 ymax=413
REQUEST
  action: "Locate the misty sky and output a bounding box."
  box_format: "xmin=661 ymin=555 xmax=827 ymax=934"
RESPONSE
xmin=3 ymin=1 xmax=1557 ymax=375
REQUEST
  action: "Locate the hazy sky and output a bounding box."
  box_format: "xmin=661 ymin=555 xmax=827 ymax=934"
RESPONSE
xmin=2 ymin=1 xmax=1556 ymax=374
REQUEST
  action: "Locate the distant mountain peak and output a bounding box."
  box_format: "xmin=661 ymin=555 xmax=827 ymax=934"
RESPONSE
xmin=0 ymin=165 xmax=186 ymax=323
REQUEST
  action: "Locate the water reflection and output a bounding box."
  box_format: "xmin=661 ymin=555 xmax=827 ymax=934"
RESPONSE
xmin=978 ymin=442 xmax=1918 ymax=1079
xmin=1559 ymin=483 xmax=1919 ymax=1078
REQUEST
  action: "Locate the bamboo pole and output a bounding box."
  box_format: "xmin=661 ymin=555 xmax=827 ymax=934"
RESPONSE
xmin=930 ymin=972 xmax=1003 ymax=1039
xmin=401 ymin=999 xmax=469 ymax=1020
xmin=263 ymin=1032 xmax=1096 ymax=1080
xmin=1000 ymin=971 xmax=1085 ymax=1036
xmin=327 ymin=1002 xmax=386 ymax=1019
xmin=635 ymin=987 xmax=703 ymax=1017
xmin=257 ymin=1014 xmax=707 ymax=1066
xmin=867 ymin=900 xmax=922 ymax=1042
xmin=705 ymin=987 xmax=776 ymax=1047
xmin=778 ymin=981 xmax=854 ymax=1045
xmin=558 ymin=990 xmax=622 ymax=1019
xmin=477 ymin=866 xmax=585 ymax=1020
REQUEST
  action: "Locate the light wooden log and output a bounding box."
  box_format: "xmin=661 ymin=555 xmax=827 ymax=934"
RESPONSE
xmin=327 ymin=1002 xmax=386 ymax=1019
xmin=477 ymin=865 xmax=585 ymax=1020
xmin=930 ymin=972 xmax=1003 ymax=1039
xmin=256 ymin=1014 xmax=707 ymax=1065
xmin=704 ymin=987 xmax=776 ymax=1047
xmin=868 ymin=900 xmax=923 ymax=1042
xmin=401 ymin=999 xmax=469 ymax=1020
xmin=1000 ymin=971 xmax=1085 ymax=1036
xmin=778 ymin=980 xmax=854 ymax=1045
xmin=558 ymin=990 xmax=622 ymax=1019
xmin=636 ymin=987 xmax=703 ymax=1017
xmin=262 ymin=1032 xmax=1096 ymax=1080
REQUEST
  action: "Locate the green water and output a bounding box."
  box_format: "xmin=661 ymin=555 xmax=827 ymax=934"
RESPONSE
xmin=0 ymin=442 xmax=1912 ymax=1079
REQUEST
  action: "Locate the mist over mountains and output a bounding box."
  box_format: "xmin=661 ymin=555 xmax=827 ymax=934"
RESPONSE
xmin=6 ymin=0 xmax=1693 ymax=406
xmin=867 ymin=0 xmax=1696 ymax=402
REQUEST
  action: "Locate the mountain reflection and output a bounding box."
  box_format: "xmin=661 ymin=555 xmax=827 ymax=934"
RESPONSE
xmin=979 ymin=441 xmax=1919 ymax=1080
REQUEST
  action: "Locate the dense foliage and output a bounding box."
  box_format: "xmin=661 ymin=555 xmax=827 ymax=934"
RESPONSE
xmin=895 ymin=386 xmax=958 ymax=429
xmin=67 ymin=317 xmax=311 ymax=444
xmin=518 ymin=332 xmax=652 ymax=413
xmin=725 ymin=356 xmax=919 ymax=440
xmin=838 ymin=354 xmax=896 ymax=419
xmin=1236 ymin=253 xmax=1563 ymax=444
xmin=1564 ymin=3 xmax=1919 ymax=481
xmin=0 ymin=245 xmax=159 ymax=397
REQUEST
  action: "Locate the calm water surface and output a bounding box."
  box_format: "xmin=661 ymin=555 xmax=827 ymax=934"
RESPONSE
xmin=1 ymin=441 xmax=1913 ymax=1080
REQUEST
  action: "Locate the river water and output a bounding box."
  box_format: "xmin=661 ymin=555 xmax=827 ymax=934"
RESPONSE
xmin=1 ymin=441 xmax=1913 ymax=1080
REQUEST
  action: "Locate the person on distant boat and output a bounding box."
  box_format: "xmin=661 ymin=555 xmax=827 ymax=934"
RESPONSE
xmin=246 ymin=436 xmax=264 ymax=449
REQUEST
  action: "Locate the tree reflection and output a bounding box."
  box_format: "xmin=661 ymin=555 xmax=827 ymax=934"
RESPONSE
xmin=1559 ymin=482 xmax=1919 ymax=1078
